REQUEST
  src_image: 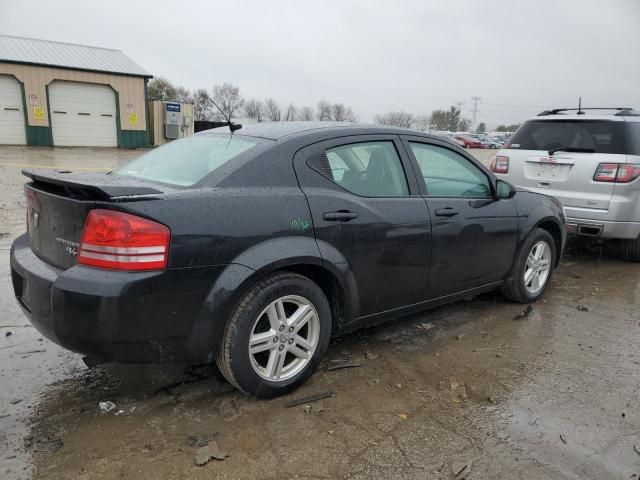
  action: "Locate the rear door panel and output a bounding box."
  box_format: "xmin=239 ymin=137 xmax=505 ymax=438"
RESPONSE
xmin=293 ymin=135 xmax=432 ymax=318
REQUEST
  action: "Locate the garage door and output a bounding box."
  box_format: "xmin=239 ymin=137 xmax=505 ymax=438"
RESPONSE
xmin=0 ymin=76 xmax=27 ymax=145
xmin=49 ymin=82 xmax=117 ymax=147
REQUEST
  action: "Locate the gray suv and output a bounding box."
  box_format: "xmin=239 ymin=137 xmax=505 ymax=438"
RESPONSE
xmin=491 ymin=108 xmax=640 ymax=261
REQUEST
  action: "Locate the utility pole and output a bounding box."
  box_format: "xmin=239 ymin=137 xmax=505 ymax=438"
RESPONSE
xmin=471 ymin=96 xmax=481 ymax=129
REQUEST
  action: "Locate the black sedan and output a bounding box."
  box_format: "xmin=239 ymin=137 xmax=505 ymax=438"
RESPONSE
xmin=10 ymin=122 xmax=565 ymax=397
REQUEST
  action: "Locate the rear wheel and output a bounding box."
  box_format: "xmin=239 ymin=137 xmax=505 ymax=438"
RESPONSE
xmin=621 ymin=235 xmax=640 ymax=262
xmin=501 ymin=228 xmax=556 ymax=303
xmin=216 ymin=272 xmax=331 ymax=398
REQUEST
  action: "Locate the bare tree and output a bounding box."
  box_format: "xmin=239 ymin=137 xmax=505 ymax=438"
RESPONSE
xmin=374 ymin=111 xmax=414 ymax=128
xmin=211 ymin=82 xmax=244 ymax=121
xmin=264 ymin=98 xmax=281 ymax=121
xmin=298 ymin=106 xmax=315 ymax=121
xmin=332 ymin=103 xmax=347 ymax=121
xmin=344 ymin=107 xmax=358 ymax=122
xmin=193 ymin=89 xmax=213 ymax=121
xmin=316 ymin=100 xmax=332 ymax=121
xmin=413 ymin=115 xmax=431 ymax=132
xmin=148 ymin=77 xmax=177 ymax=101
xmin=175 ymin=86 xmax=192 ymax=103
xmin=244 ymin=98 xmax=265 ymax=122
xmin=284 ymin=103 xmax=297 ymax=121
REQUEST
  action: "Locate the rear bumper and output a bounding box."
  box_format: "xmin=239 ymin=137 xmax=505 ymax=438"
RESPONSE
xmin=565 ymin=216 xmax=640 ymax=240
xmin=10 ymin=233 xmax=227 ymax=363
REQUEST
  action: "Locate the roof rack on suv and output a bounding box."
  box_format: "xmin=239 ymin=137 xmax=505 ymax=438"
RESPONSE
xmin=537 ymin=107 xmax=638 ymax=116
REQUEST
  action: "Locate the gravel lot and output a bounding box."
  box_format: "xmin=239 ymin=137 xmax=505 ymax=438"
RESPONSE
xmin=1 ymin=146 xmax=639 ymax=480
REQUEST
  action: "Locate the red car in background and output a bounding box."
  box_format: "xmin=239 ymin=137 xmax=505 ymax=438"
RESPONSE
xmin=454 ymin=135 xmax=485 ymax=148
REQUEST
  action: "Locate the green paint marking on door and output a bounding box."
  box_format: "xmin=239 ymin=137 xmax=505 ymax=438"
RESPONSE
xmin=290 ymin=218 xmax=311 ymax=232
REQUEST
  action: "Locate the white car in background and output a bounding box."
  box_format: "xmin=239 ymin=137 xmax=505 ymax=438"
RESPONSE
xmin=490 ymin=107 xmax=640 ymax=261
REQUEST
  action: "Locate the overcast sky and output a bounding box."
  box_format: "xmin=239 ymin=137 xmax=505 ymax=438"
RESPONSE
xmin=1 ymin=0 xmax=639 ymax=125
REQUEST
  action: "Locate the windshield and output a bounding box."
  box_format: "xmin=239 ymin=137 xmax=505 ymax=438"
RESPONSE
xmin=116 ymin=135 xmax=260 ymax=186
xmin=509 ymin=120 xmax=627 ymax=154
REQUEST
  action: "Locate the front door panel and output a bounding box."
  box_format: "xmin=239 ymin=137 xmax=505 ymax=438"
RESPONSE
xmin=402 ymin=136 xmax=518 ymax=298
xmin=426 ymin=197 xmax=518 ymax=296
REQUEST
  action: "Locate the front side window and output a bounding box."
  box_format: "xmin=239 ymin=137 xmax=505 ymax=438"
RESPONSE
xmin=116 ymin=134 xmax=261 ymax=186
xmin=322 ymin=141 xmax=409 ymax=197
xmin=410 ymin=142 xmax=491 ymax=197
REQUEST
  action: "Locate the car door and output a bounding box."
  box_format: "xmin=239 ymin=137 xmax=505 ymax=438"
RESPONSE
xmin=293 ymin=135 xmax=431 ymax=318
xmin=401 ymin=136 xmax=518 ymax=298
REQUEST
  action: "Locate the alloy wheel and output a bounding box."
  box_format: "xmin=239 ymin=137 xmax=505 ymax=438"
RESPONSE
xmin=248 ymin=295 xmax=320 ymax=382
xmin=524 ymin=240 xmax=552 ymax=294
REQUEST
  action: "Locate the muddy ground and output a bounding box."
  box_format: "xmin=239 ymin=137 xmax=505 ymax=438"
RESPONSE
xmin=0 ymin=146 xmax=639 ymax=480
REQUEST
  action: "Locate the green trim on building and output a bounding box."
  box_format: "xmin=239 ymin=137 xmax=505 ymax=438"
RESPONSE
xmin=26 ymin=126 xmax=53 ymax=146
xmin=118 ymin=130 xmax=149 ymax=148
xmin=17 ymin=77 xmax=53 ymax=146
xmin=114 ymin=88 xmax=149 ymax=149
xmin=144 ymin=78 xmax=152 ymax=147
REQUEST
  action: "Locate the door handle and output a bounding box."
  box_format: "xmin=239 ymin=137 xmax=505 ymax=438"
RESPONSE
xmin=323 ymin=210 xmax=359 ymax=222
xmin=434 ymin=208 xmax=459 ymax=217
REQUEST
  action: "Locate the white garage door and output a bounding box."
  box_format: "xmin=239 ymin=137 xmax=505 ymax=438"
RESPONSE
xmin=0 ymin=76 xmax=27 ymax=145
xmin=49 ymin=82 xmax=117 ymax=147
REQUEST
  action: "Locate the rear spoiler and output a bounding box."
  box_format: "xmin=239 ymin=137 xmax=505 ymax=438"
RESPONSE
xmin=23 ymin=169 xmax=164 ymax=200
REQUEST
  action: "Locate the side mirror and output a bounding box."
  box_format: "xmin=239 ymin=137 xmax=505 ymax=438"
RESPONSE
xmin=496 ymin=179 xmax=516 ymax=199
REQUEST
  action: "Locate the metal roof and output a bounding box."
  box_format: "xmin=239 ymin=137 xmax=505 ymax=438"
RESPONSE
xmin=0 ymin=35 xmax=151 ymax=77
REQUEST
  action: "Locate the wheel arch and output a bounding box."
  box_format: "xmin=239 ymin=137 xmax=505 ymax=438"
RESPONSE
xmin=534 ymin=217 xmax=564 ymax=267
xmin=185 ymin=236 xmax=358 ymax=363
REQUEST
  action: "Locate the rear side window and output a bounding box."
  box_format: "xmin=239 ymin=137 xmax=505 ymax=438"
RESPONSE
xmin=321 ymin=141 xmax=409 ymax=197
xmin=509 ymin=120 xmax=627 ymax=154
xmin=626 ymin=122 xmax=640 ymax=155
xmin=116 ymin=135 xmax=260 ymax=186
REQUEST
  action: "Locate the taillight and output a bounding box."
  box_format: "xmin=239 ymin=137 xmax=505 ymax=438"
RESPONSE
xmin=490 ymin=155 xmax=509 ymax=174
xmin=78 ymin=209 xmax=170 ymax=271
xmin=593 ymin=163 xmax=640 ymax=183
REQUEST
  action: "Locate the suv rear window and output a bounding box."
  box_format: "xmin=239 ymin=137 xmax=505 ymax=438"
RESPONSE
xmin=116 ymin=134 xmax=261 ymax=186
xmin=509 ymin=120 xmax=628 ymax=154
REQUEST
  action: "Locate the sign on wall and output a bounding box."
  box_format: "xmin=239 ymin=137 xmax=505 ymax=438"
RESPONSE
xmin=33 ymin=106 xmax=45 ymax=120
xmin=129 ymin=113 xmax=138 ymax=126
xmin=29 ymin=94 xmax=39 ymax=106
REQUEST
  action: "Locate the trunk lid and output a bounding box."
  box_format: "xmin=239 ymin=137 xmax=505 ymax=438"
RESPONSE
xmin=24 ymin=169 xmax=168 ymax=270
xmin=503 ymin=150 xmax=624 ymax=211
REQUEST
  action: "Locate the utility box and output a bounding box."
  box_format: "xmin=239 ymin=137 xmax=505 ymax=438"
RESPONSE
xmin=148 ymin=100 xmax=194 ymax=146
xmin=164 ymin=102 xmax=182 ymax=139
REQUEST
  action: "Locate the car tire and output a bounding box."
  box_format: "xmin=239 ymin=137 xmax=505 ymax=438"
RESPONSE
xmin=216 ymin=272 xmax=332 ymax=398
xmin=501 ymin=228 xmax=556 ymax=303
xmin=621 ymin=235 xmax=640 ymax=262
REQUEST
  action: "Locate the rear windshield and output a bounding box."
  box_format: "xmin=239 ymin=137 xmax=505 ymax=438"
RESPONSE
xmin=116 ymin=135 xmax=261 ymax=186
xmin=509 ymin=120 xmax=629 ymax=154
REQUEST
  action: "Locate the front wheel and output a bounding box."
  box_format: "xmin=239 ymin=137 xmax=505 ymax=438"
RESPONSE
xmin=501 ymin=228 xmax=556 ymax=303
xmin=216 ymin=272 xmax=331 ymax=398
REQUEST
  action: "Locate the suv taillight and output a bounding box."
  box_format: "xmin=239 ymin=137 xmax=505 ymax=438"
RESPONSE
xmin=593 ymin=163 xmax=640 ymax=183
xmin=490 ymin=155 xmax=509 ymax=174
xmin=78 ymin=209 xmax=170 ymax=271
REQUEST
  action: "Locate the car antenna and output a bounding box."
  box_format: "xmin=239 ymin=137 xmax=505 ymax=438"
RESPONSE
xmin=210 ymin=98 xmax=243 ymax=135
xmin=577 ymin=96 xmax=584 ymax=115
